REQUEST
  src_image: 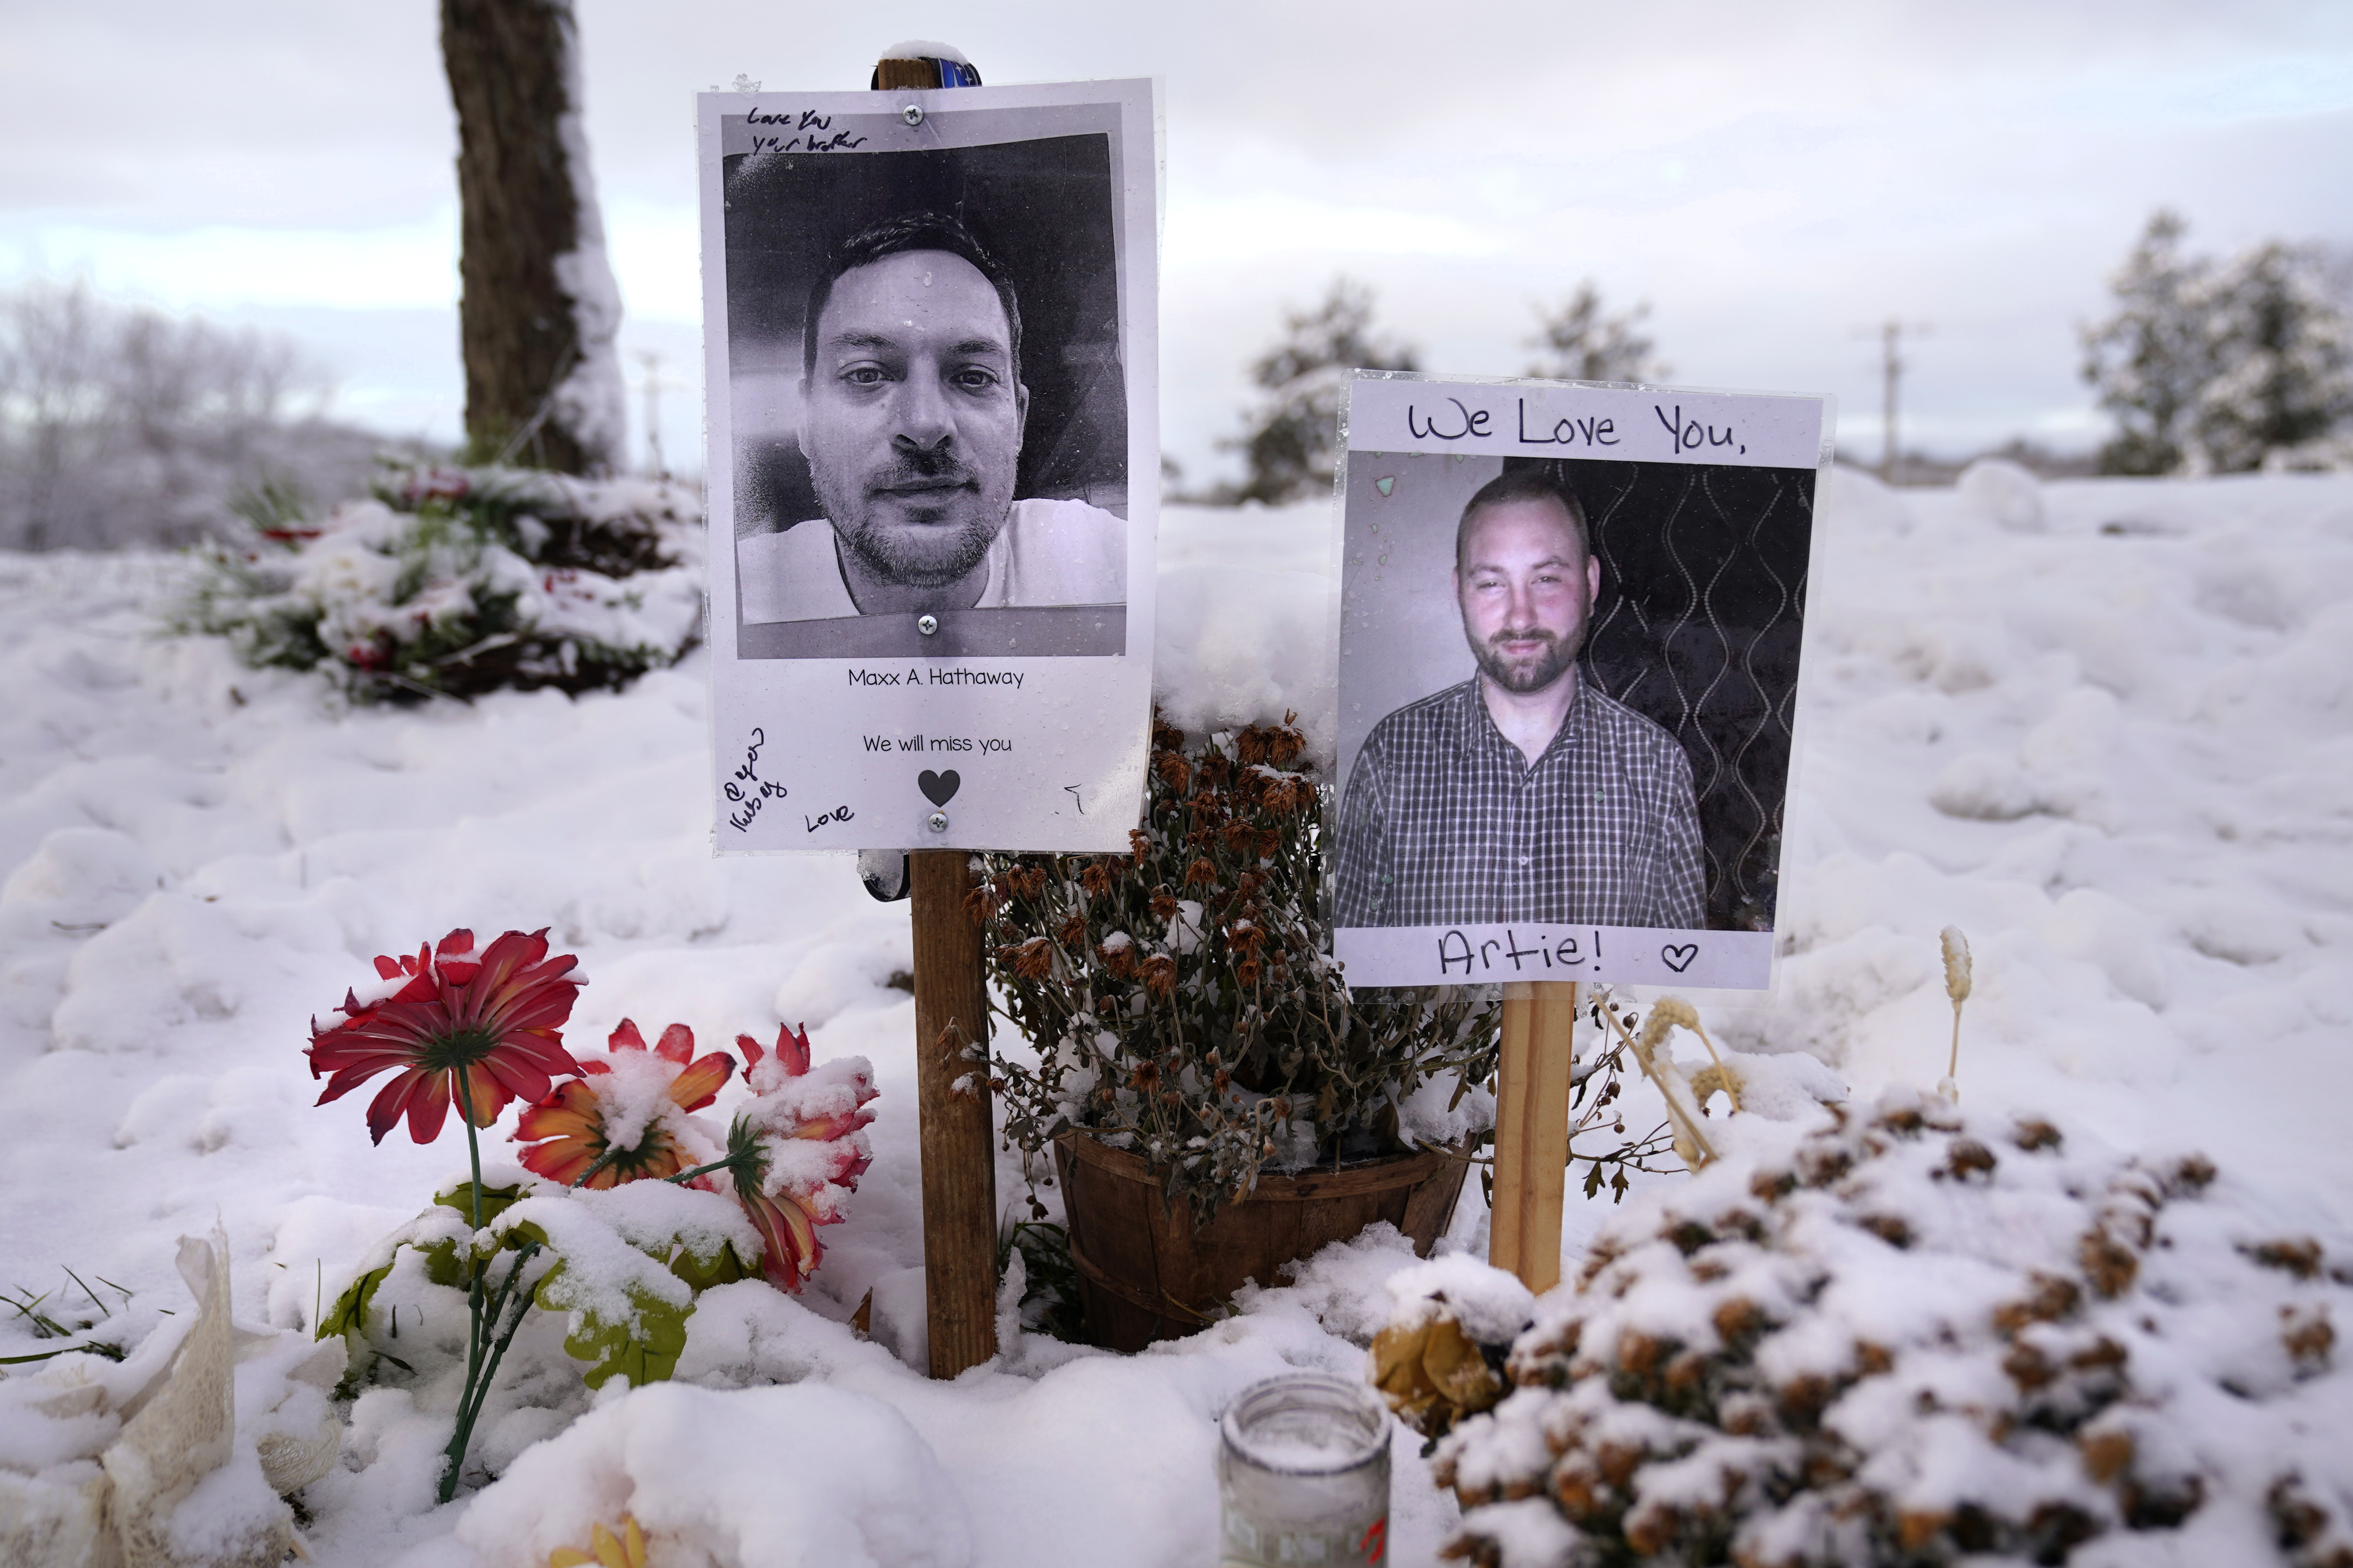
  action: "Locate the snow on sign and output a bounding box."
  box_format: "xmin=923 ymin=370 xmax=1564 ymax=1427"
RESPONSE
xmin=1331 ymin=371 xmax=1834 ymax=992
xmin=697 ymin=80 xmax=1160 ymax=853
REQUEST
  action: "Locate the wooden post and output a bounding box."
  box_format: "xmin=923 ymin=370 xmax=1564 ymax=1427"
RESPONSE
xmin=908 ymin=850 xmax=999 ymax=1375
xmin=869 ymin=46 xmax=997 ymax=1378
xmin=1487 ymin=981 xmax=1579 ymax=1294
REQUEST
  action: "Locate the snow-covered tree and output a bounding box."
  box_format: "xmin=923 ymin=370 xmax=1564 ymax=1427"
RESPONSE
xmin=2080 ymin=211 xmax=2210 ymax=476
xmin=2083 ymin=213 xmax=2353 ymax=476
xmin=441 ymin=0 xmax=626 ymax=476
xmin=2183 ymin=241 xmax=2353 ymax=474
xmin=0 ymin=281 xmax=386 ymax=551
xmin=1222 ymin=278 xmax=1418 ymax=505
xmin=1525 ymin=281 xmax=1669 ymax=384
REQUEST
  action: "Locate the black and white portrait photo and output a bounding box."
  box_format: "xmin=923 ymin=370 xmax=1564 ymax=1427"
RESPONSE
xmin=720 ymin=107 xmax=1137 ymax=661
xmin=1331 ymin=374 xmax=1829 ymax=990
xmin=700 ymin=81 xmax=1159 ymax=856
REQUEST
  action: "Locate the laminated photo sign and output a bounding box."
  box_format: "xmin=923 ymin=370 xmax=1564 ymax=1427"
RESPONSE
xmin=1331 ymin=372 xmax=1833 ymax=992
xmin=699 ymin=79 xmax=1160 ymax=853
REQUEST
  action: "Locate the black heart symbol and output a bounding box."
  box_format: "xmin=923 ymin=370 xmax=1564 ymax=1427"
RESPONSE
xmin=1660 ymin=943 xmax=1698 ymax=974
xmin=918 ymin=769 xmax=961 ymax=806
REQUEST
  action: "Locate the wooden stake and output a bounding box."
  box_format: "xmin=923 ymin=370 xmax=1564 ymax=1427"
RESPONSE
xmin=864 ymin=45 xmax=997 ymax=1380
xmin=908 ymin=849 xmax=999 ymax=1377
xmin=1487 ymin=980 xmax=1579 ymax=1294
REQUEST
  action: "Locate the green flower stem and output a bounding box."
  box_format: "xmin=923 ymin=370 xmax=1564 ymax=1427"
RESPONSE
xmin=439 ymin=1070 xmax=491 ymax=1506
xmin=449 ymin=1239 xmax=541 ymax=1463
xmin=567 ymin=1144 xmax=628 ymax=1189
xmin=663 ymin=1149 xmax=758 ymax=1187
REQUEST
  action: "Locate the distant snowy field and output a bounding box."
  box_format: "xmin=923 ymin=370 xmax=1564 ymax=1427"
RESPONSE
xmin=3 ymin=468 xmax=2350 ymax=1566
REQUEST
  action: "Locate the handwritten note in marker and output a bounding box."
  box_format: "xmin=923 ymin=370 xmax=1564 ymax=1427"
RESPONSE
xmin=1348 ymin=375 xmax=1823 ymax=470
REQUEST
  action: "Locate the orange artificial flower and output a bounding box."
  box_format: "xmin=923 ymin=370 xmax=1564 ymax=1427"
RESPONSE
xmin=513 ymin=1019 xmax=736 ymax=1188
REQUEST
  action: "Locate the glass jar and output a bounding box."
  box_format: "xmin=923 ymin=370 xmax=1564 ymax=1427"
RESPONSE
xmin=1216 ymin=1372 xmax=1391 ymax=1566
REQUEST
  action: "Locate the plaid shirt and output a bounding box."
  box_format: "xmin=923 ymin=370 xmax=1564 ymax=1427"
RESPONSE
xmin=1335 ymin=676 xmax=1705 ymax=930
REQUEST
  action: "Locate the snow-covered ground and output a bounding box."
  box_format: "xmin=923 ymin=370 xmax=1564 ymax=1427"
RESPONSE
xmin=2 ymin=467 xmax=2350 ymax=1565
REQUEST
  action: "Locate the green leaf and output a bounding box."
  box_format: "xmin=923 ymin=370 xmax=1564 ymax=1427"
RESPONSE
xmin=667 ymin=1240 xmax=754 ymax=1294
xmin=316 ymin=1257 xmax=392 ymax=1352
xmin=433 ymin=1181 xmax=524 ymax=1227
xmin=535 ymin=1261 xmax=692 ymax=1389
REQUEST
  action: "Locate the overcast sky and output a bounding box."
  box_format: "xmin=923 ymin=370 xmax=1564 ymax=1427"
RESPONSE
xmin=4 ymin=1 xmax=2348 ymax=484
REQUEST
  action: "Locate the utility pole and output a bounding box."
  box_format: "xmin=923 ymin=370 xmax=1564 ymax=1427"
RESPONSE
xmin=630 ymin=349 xmax=684 ymax=478
xmin=1856 ymin=320 xmax=1930 ymax=483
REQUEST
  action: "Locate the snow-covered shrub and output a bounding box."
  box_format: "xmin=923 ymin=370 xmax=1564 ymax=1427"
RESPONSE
xmin=1430 ymin=1088 xmax=2353 ymax=1567
xmin=172 ymin=463 xmax=701 ymax=701
xmin=977 ymin=713 xmax=1500 ymax=1224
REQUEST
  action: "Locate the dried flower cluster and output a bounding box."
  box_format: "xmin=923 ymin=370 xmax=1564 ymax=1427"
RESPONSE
xmin=976 ymin=715 xmax=1500 ymax=1222
xmin=1430 ymin=1088 xmax=2353 ymax=1567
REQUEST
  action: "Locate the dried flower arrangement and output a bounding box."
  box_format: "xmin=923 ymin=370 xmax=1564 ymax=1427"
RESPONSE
xmin=973 ymin=714 xmax=1503 ymax=1226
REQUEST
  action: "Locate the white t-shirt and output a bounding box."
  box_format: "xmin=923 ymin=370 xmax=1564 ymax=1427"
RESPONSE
xmin=736 ymin=496 xmax=1127 ymax=624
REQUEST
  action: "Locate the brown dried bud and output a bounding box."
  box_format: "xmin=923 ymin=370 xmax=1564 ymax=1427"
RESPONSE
xmin=1003 ymin=937 xmax=1054 ymax=981
xmin=1235 ymin=957 xmax=1262 ymax=989
xmin=1080 ymin=858 xmax=1115 ymax=897
xmin=1129 ymin=829 xmax=1152 ymax=868
xmin=1184 ymin=856 xmax=1219 ymax=889
xmin=1057 ymin=914 xmax=1088 ymax=950
xmin=1155 ymin=752 xmax=1193 ymax=795
xmin=1140 ymin=953 xmax=1178 ymax=999
xmin=962 ymin=884 xmax=1001 ymax=924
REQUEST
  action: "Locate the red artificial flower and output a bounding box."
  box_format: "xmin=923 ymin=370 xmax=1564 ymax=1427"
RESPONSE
xmin=307 ymin=928 xmax=585 ymax=1144
xmin=725 ymin=1023 xmax=879 ymax=1290
xmin=734 ymin=1169 xmax=823 ymax=1294
xmin=513 ymin=1019 xmax=736 ymax=1188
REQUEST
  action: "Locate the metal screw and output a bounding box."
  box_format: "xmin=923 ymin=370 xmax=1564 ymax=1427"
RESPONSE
xmin=902 ymin=103 xmax=924 ymax=126
xmin=928 ymin=810 xmax=949 ymax=833
xmin=917 ymin=613 xmax=939 ymax=636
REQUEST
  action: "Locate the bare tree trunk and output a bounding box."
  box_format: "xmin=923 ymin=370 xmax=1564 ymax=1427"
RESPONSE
xmin=440 ymin=0 xmax=624 ymax=474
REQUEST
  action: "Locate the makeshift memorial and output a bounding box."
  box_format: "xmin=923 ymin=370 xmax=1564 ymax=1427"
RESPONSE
xmin=174 ymin=464 xmax=702 ymax=702
xmin=697 ymin=75 xmax=1160 ymax=853
xmin=306 ymin=930 xmax=875 ymax=1502
xmin=1422 ymin=1087 xmax=2353 ymax=1568
xmin=1218 ymin=1372 xmax=1394 ymax=1568
xmin=975 ymin=714 xmax=1501 ymax=1346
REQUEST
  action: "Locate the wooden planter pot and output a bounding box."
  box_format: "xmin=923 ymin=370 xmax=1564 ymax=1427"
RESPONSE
xmin=1054 ymin=1133 xmax=1471 ymax=1352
